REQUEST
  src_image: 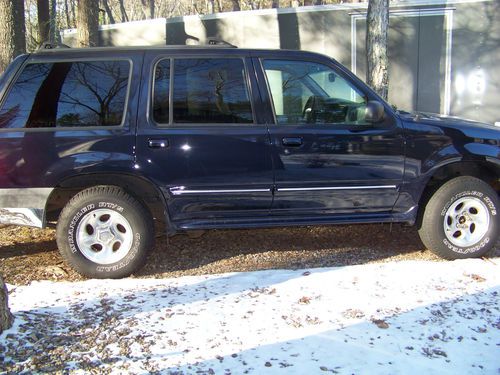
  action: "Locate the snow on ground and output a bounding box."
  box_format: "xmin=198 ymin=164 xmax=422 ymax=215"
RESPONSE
xmin=1 ymin=259 xmax=499 ymax=374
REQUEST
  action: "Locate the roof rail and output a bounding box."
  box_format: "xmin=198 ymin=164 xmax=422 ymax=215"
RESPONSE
xmin=206 ymin=37 xmax=237 ymax=48
xmin=37 ymin=41 xmax=71 ymax=51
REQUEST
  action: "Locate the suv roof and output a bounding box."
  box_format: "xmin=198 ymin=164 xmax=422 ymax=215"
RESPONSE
xmin=32 ymin=42 xmax=323 ymax=59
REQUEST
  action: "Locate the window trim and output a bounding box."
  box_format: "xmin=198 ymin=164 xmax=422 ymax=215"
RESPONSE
xmin=150 ymin=55 xmax=257 ymax=127
xmin=0 ymin=57 xmax=134 ymax=133
xmin=259 ymin=57 xmax=374 ymax=128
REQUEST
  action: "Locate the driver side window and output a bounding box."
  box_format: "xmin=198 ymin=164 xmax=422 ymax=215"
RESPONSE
xmin=263 ymin=59 xmax=368 ymax=126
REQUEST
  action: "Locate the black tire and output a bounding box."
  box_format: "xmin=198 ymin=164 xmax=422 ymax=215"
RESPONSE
xmin=56 ymin=186 xmax=154 ymax=278
xmin=418 ymin=176 xmax=499 ymax=259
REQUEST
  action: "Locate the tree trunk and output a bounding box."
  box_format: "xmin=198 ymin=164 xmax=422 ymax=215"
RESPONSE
xmin=207 ymin=0 xmax=215 ymax=14
xmin=49 ymin=0 xmax=59 ymax=42
xmin=215 ymin=0 xmax=222 ymax=13
xmin=231 ymin=0 xmax=240 ymax=11
xmin=149 ymin=0 xmax=155 ymax=19
xmin=0 ymin=275 xmax=13 ymax=334
xmin=102 ymin=0 xmax=115 ymax=24
xmin=37 ymin=0 xmax=50 ymax=42
xmin=118 ymin=0 xmax=128 ymax=22
xmin=0 ymin=0 xmax=26 ymax=73
xmin=64 ymin=0 xmax=71 ymax=29
xmin=272 ymin=0 xmax=279 ymax=8
xmin=71 ymin=0 xmax=77 ymax=27
xmin=77 ymin=0 xmax=99 ymax=47
xmin=366 ymin=0 xmax=389 ymax=100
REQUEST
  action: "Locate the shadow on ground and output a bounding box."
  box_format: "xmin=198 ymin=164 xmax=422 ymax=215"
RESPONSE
xmin=2 ymin=223 xmax=497 ymax=285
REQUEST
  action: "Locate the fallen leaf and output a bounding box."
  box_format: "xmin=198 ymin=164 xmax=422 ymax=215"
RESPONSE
xmin=372 ymin=319 xmax=389 ymax=329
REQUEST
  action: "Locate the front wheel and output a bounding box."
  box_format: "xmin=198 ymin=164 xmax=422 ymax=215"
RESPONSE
xmin=56 ymin=186 xmax=154 ymax=278
xmin=418 ymin=176 xmax=498 ymax=259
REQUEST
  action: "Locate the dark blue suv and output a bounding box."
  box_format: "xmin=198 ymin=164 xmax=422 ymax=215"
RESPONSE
xmin=0 ymin=45 xmax=498 ymax=278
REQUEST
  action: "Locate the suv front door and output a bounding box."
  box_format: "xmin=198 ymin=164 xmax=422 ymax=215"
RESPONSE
xmin=136 ymin=51 xmax=273 ymax=227
xmin=257 ymin=56 xmax=405 ymax=219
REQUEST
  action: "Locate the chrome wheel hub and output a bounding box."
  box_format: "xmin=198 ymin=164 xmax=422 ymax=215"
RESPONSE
xmin=76 ymin=209 xmax=133 ymax=265
xmin=443 ymin=197 xmax=489 ymax=248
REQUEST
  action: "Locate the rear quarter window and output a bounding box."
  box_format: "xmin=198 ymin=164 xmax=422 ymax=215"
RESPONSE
xmin=0 ymin=60 xmax=131 ymax=129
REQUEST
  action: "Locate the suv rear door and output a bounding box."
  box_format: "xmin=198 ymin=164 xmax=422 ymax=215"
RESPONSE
xmin=255 ymin=52 xmax=405 ymax=219
xmin=135 ymin=49 xmax=273 ymax=227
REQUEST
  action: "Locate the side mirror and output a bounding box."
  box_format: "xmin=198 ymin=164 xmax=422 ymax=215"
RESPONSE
xmin=365 ymin=101 xmax=385 ymax=123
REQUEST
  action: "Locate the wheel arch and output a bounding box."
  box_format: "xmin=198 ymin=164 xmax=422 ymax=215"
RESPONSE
xmin=416 ymin=159 xmax=500 ymax=228
xmin=45 ymin=173 xmax=174 ymax=235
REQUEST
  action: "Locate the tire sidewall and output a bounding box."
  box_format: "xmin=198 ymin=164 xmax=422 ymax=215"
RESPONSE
xmin=58 ymin=191 xmax=151 ymax=278
xmin=437 ymin=185 xmax=498 ymax=257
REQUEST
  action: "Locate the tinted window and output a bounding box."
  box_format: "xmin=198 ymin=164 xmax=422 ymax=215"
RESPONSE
xmin=152 ymin=59 xmax=170 ymax=124
xmin=263 ymin=60 xmax=367 ymax=125
xmin=0 ymin=60 xmax=130 ymax=129
xmin=170 ymin=58 xmax=253 ymax=124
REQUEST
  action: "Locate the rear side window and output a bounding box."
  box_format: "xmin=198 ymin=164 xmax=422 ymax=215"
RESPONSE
xmin=0 ymin=60 xmax=130 ymax=129
xmin=153 ymin=58 xmax=253 ymax=124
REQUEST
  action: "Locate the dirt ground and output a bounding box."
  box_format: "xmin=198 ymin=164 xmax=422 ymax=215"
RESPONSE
xmin=1 ymin=223 xmax=498 ymax=285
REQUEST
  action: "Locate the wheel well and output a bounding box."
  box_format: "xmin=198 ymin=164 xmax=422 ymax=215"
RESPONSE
xmin=416 ymin=161 xmax=499 ymax=227
xmin=45 ymin=174 xmax=172 ymax=235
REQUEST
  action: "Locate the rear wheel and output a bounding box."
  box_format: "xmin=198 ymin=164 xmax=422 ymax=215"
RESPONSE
xmin=56 ymin=186 xmax=154 ymax=278
xmin=418 ymin=176 xmax=498 ymax=259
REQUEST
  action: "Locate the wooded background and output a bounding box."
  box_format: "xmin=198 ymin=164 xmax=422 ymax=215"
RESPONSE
xmin=21 ymin=0 xmax=367 ymax=51
xmin=0 ymin=0 xmax=388 ymax=96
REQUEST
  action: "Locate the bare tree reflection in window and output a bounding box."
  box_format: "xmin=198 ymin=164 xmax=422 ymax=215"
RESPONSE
xmin=58 ymin=61 xmax=129 ymax=127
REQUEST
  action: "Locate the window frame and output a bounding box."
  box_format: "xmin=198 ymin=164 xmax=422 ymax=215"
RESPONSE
xmin=150 ymin=55 xmax=257 ymax=127
xmin=0 ymin=57 xmax=134 ymax=133
xmin=259 ymin=57 xmax=374 ymax=128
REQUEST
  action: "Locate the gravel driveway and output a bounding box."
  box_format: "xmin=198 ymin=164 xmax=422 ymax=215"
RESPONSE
xmin=1 ymin=223 xmax=498 ymax=285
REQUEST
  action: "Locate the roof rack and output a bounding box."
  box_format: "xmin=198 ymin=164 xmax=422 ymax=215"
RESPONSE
xmin=37 ymin=41 xmax=71 ymax=51
xmin=206 ymin=37 xmax=237 ymax=48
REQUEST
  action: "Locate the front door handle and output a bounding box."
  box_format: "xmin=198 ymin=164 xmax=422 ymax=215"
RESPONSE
xmin=282 ymin=137 xmax=303 ymax=147
xmin=148 ymin=139 xmax=169 ymax=148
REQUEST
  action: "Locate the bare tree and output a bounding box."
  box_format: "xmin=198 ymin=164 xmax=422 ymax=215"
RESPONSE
xmin=0 ymin=0 xmax=26 ymax=73
xmin=141 ymin=0 xmax=155 ymax=19
xmin=102 ymin=0 xmax=115 ymax=24
xmin=231 ymin=0 xmax=241 ymax=11
xmin=0 ymin=275 xmax=13 ymax=333
xmin=366 ymin=0 xmax=389 ymax=100
xmin=207 ymin=0 xmax=215 ymax=13
xmin=71 ymin=0 xmax=77 ymax=26
xmin=37 ymin=0 xmax=50 ymax=42
xmin=77 ymin=0 xmax=99 ymax=47
xmin=64 ymin=0 xmax=72 ymax=28
xmin=59 ymin=62 xmax=129 ymax=125
xmin=118 ymin=0 xmax=129 ymax=22
xmin=49 ymin=0 xmax=58 ymax=42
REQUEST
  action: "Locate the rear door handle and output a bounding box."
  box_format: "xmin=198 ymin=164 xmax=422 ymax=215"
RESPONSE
xmin=148 ymin=139 xmax=169 ymax=148
xmin=282 ymin=137 xmax=303 ymax=147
